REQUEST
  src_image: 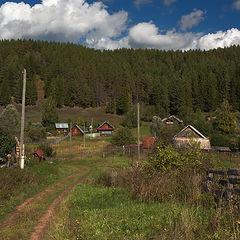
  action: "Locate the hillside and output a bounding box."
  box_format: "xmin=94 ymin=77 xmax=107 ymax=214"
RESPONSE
xmin=0 ymin=39 xmax=240 ymax=117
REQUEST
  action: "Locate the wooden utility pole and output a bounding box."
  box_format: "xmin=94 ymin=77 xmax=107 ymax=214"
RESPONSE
xmin=83 ymin=122 xmax=86 ymax=148
xmin=20 ymin=69 xmax=26 ymax=169
xmin=137 ymin=103 xmax=140 ymax=163
xmin=69 ymin=121 xmax=72 ymax=156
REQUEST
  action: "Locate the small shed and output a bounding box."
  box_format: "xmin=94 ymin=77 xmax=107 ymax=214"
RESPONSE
xmin=162 ymin=115 xmax=183 ymax=125
xmin=32 ymin=150 xmax=44 ymax=161
xmin=71 ymin=125 xmax=84 ymax=136
xmin=97 ymin=121 xmax=114 ymax=136
xmin=212 ymin=146 xmax=231 ymax=154
xmin=55 ymin=123 xmax=69 ymax=133
xmin=142 ymin=136 xmax=155 ymax=149
xmin=174 ymin=125 xmax=211 ymax=150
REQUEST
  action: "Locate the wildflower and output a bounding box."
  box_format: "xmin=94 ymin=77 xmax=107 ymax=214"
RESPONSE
xmin=237 ymin=220 xmax=240 ymax=225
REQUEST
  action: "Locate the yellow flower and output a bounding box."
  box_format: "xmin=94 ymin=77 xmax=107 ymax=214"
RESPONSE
xmin=237 ymin=220 xmax=240 ymax=225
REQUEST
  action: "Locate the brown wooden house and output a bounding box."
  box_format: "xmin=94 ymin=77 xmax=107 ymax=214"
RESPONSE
xmin=162 ymin=115 xmax=183 ymax=125
xmin=97 ymin=121 xmax=114 ymax=136
xmin=71 ymin=125 xmax=84 ymax=136
xmin=174 ymin=125 xmax=211 ymax=150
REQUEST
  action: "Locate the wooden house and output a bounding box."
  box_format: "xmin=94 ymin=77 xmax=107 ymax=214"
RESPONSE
xmin=71 ymin=125 xmax=84 ymax=136
xmin=97 ymin=121 xmax=114 ymax=136
xmin=162 ymin=115 xmax=183 ymax=125
xmin=174 ymin=125 xmax=211 ymax=150
xmin=55 ymin=123 xmax=69 ymax=133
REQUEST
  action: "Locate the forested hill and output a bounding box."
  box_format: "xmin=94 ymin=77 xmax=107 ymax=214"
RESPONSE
xmin=0 ymin=39 xmax=240 ymax=117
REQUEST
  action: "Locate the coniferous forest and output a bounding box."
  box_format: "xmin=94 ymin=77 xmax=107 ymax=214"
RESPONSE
xmin=1 ymin=39 xmax=240 ymax=117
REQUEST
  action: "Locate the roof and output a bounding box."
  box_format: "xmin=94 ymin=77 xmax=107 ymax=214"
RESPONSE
xmin=73 ymin=125 xmax=85 ymax=134
xmin=55 ymin=123 xmax=69 ymax=129
xmin=97 ymin=121 xmax=114 ymax=130
xmin=212 ymin=146 xmax=231 ymax=152
xmin=162 ymin=115 xmax=183 ymax=123
xmin=174 ymin=125 xmax=207 ymax=139
xmin=33 ymin=150 xmax=44 ymax=157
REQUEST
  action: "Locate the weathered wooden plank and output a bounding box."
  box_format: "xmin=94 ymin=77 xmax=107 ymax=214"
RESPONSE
xmin=229 ymin=178 xmax=240 ymax=184
xmin=227 ymin=169 xmax=240 ymax=176
xmin=209 ymin=169 xmax=226 ymax=175
xmin=233 ymin=188 xmax=240 ymax=194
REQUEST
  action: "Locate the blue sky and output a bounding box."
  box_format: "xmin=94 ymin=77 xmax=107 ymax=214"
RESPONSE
xmin=0 ymin=0 xmax=240 ymax=50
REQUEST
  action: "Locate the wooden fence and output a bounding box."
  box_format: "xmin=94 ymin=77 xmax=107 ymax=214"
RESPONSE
xmin=207 ymin=168 xmax=240 ymax=200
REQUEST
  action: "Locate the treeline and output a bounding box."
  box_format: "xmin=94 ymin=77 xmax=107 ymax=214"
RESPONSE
xmin=1 ymin=39 xmax=240 ymax=116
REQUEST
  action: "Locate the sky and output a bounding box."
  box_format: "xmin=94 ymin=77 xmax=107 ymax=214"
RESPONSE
xmin=0 ymin=0 xmax=240 ymax=51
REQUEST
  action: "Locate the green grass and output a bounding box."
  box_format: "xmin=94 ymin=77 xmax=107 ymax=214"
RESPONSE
xmin=46 ymin=184 xmax=240 ymax=240
xmin=0 ymin=160 xmax=74 ymax=222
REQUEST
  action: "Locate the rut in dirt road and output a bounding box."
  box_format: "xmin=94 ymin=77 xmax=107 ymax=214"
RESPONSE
xmin=0 ymin=169 xmax=89 ymax=239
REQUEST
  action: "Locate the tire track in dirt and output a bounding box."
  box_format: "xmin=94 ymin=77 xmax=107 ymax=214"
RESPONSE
xmin=0 ymin=169 xmax=85 ymax=230
xmin=29 ymin=172 xmax=90 ymax=240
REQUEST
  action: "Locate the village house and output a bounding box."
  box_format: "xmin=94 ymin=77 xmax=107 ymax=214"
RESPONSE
xmin=55 ymin=123 xmax=69 ymax=133
xmin=174 ymin=125 xmax=211 ymax=150
xmin=71 ymin=125 xmax=85 ymax=136
xmin=97 ymin=121 xmax=114 ymax=136
xmin=162 ymin=115 xmax=184 ymax=125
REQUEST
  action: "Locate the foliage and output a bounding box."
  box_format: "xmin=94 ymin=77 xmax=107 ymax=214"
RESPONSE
xmin=148 ymin=140 xmax=211 ymax=172
xmin=27 ymin=127 xmax=46 ymax=142
xmin=150 ymin=116 xmax=162 ymax=137
xmin=210 ymin=133 xmax=234 ymax=149
xmin=38 ymin=143 xmax=56 ymax=157
xmin=121 ymin=106 xmax=137 ymax=128
xmin=0 ymin=104 xmax=20 ymax=137
xmin=150 ymin=116 xmax=180 ymax=145
xmin=116 ymin=87 xmax=130 ymax=115
xmin=0 ymin=127 xmax=16 ymax=159
xmin=76 ymin=117 xmax=84 ymax=127
xmin=148 ymin=144 xmax=182 ymax=171
xmin=111 ymin=127 xmax=136 ymax=146
xmin=41 ymin=96 xmax=59 ymax=131
xmin=213 ymin=100 xmax=237 ymax=134
xmin=1 ymin=40 xmax=240 ymax=114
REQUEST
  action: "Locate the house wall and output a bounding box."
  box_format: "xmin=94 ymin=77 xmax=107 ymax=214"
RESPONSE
xmin=71 ymin=126 xmax=84 ymax=136
xmin=177 ymin=128 xmax=202 ymax=138
xmin=98 ymin=123 xmax=114 ymax=131
xmin=174 ymin=137 xmax=211 ymax=150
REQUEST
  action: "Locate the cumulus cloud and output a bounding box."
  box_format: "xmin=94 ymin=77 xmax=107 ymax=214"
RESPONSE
xmin=0 ymin=0 xmax=128 ymax=43
xmin=128 ymin=22 xmax=199 ymax=50
xmin=233 ymin=0 xmax=240 ymax=10
xmin=197 ymin=28 xmax=240 ymax=50
xmin=134 ymin=0 xmax=152 ymax=8
xmin=163 ymin=0 xmax=176 ymax=6
xmin=127 ymin=22 xmax=240 ymax=51
xmin=179 ymin=9 xmax=206 ymax=31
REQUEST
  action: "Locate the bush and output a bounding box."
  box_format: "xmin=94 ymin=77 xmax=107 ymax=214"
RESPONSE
xmin=210 ymin=133 xmax=234 ymax=149
xmin=38 ymin=143 xmax=56 ymax=157
xmin=28 ymin=127 xmax=46 ymax=142
xmin=111 ymin=127 xmax=136 ymax=146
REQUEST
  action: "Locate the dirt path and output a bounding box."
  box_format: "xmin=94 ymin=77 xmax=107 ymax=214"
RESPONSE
xmin=0 ymin=169 xmax=89 ymax=239
xmin=29 ymin=174 xmax=89 ymax=240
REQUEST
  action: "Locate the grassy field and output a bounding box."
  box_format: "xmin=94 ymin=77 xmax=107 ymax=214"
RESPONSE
xmin=5 ymin=104 xmax=124 ymax=127
xmin=1 ymin=136 xmax=240 ymax=239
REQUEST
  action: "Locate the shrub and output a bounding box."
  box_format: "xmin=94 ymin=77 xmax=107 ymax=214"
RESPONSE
xmin=28 ymin=127 xmax=46 ymax=142
xmin=38 ymin=143 xmax=56 ymax=157
xmin=111 ymin=127 xmax=136 ymax=146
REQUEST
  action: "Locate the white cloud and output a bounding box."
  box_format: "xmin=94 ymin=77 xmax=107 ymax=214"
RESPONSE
xmin=233 ymin=0 xmax=240 ymax=10
xmin=127 ymin=22 xmax=240 ymax=51
xmin=163 ymin=0 xmax=176 ymax=6
xmin=128 ymin=22 xmax=199 ymax=50
xmin=0 ymin=0 xmax=128 ymax=43
xmin=179 ymin=9 xmax=206 ymax=31
xmin=134 ymin=0 xmax=152 ymax=8
xmin=197 ymin=28 xmax=240 ymax=50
